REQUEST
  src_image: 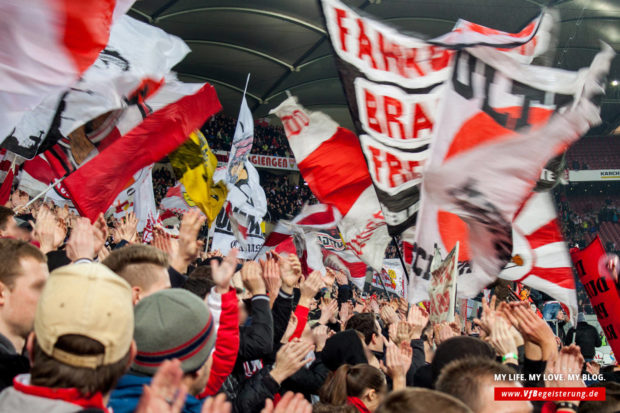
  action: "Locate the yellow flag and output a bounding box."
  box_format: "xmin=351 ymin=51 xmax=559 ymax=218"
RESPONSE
xmin=168 ymin=130 xmax=227 ymax=225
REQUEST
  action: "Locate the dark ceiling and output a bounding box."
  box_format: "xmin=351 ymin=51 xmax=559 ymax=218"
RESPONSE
xmin=129 ymin=0 xmax=620 ymax=134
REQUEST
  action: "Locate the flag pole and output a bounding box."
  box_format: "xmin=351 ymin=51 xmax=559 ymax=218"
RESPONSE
xmin=392 ymin=236 xmax=410 ymax=284
xmin=16 ymin=175 xmax=68 ymax=212
xmin=375 ymin=269 xmax=394 ymax=299
xmin=243 ymin=73 xmax=250 ymax=98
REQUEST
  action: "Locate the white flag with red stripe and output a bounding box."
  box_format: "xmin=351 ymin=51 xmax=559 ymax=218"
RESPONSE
xmin=16 ymin=77 xmax=205 ymax=206
xmin=500 ymin=192 xmax=577 ymax=323
xmin=260 ymin=203 xmax=341 ymax=254
xmin=270 ymin=97 xmax=390 ymax=272
xmin=0 ymin=0 xmax=134 ymax=140
xmin=3 ymin=16 xmax=190 ymax=159
xmin=410 ymin=44 xmax=614 ymax=303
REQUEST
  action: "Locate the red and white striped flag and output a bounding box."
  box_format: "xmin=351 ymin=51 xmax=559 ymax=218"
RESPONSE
xmin=500 ymin=192 xmax=577 ymax=323
xmin=0 ymin=0 xmax=134 ymax=139
xmin=63 ymin=83 xmax=221 ymax=221
xmin=270 ymin=97 xmax=390 ymax=272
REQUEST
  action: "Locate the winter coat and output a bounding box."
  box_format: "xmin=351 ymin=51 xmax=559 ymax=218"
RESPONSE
xmin=0 ymin=333 xmax=29 ymax=392
xmin=565 ymin=321 xmax=602 ymax=359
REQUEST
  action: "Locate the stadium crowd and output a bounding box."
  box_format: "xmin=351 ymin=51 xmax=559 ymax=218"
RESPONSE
xmin=202 ymin=114 xmax=291 ymax=158
xmin=0 ymin=195 xmax=617 ymax=413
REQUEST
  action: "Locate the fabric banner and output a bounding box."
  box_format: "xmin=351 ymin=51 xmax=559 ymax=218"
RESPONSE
xmin=317 ymin=228 xmax=368 ymax=290
xmin=210 ymin=205 xmax=264 ymax=259
xmin=259 ymin=203 xmax=341 ymax=255
xmin=213 ymin=151 xmax=297 ymax=171
xmin=159 ymin=182 xmax=202 ymax=215
xmin=132 ymin=166 xmax=156 ymax=232
xmin=2 ymin=14 xmax=188 ymax=159
xmin=107 ymin=166 xmax=152 ymax=223
xmin=320 ymin=0 xmax=548 ymax=236
xmin=16 ymin=75 xmax=204 ymax=207
xmin=215 ymin=96 xmax=267 ymax=250
xmin=428 ymin=244 xmax=459 ymax=323
xmin=226 ymin=96 xmax=254 ymax=184
xmin=409 ymin=44 xmax=614 ymax=303
xmin=63 ymin=83 xmax=221 ymax=221
xmin=371 ymin=259 xmax=406 ymax=298
xmin=571 ymin=236 xmax=620 ymax=361
xmin=270 ymin=97 xmax=390 ymax=272
xmin=0 ymin=0 xmax=134 ymax=141
xmin=500 ymin=192 xmax=578 ymax=323
xmin=169 ymin=130 xmax=227 ymax=226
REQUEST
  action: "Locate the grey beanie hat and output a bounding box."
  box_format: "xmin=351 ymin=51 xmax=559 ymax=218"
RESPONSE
xmin=132 ymin=289 xmax=215 ymax=375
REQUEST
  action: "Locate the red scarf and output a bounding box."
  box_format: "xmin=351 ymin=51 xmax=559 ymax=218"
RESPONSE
xmin=13 ymin=375 xmax=108 ymax=412
xmin=347 ymin=396 xmax=371 ymax=413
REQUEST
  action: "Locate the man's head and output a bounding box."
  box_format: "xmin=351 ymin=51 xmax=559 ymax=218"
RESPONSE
xmin=0 ymin=206 xmax=19 ymax=238
xmin=347 ymin=313 xmax=384 ymax=352
xmin=436 ymin=357 xmax=532 ymax=413
xmin=103 ymin=245 xmax=170 ymax=304
xmin=28 ymin=263 xmax=135 ymax=397
xmin=431 ymin=336 xmax=496 ymax=384
xmin=376 ymin=388 xmax=473 ymax=413
xmin=183 ymin=265 xmax=215 ymax=300
xmin=0 ymin=238 xmax=48 ymax=352
xmin=131 ymin=288 xmax=216 ymax=396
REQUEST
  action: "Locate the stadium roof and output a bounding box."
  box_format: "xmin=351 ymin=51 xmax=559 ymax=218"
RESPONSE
xmin=129 ymin=0 xmax=620 ymax=134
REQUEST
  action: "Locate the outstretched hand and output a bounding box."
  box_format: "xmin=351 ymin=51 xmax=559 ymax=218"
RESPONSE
xmin=211 ymin=248 xmax=239 ymax=294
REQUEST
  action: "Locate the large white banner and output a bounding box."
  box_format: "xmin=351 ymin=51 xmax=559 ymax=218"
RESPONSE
xmin=320 ymin=0 xmax=550 ymax=236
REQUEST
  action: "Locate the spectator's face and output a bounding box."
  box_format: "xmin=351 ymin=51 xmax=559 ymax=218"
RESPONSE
xmin=0 ymin=216 xmax=20 ymax=238
xmin=0 ymin=257 xmax=49 ymax=341
xmin=478 ymin=380 xmax=532 ymax=413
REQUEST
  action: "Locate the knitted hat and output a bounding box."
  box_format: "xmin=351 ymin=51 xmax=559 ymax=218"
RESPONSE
xmin=132 ymin=289 xmax=215 ymax=375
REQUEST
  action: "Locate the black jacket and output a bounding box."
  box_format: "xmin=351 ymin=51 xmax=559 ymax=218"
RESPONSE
xmin=272 ymin=290 xmax=294 ymax=348
xmin=232 ymin=367 xmax=280 ymax=413
xmin=565 ymin=321 xmax=602 ymax=359
xmin=280 ymin=352 xmax=330 ymax=398
xmin=0 ymin=333 xmax=29 ymax=392
xmin=233 ymin=295 xmax=274 ymax=378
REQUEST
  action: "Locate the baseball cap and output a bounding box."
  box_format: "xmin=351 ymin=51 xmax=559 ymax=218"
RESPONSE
xmin=34 ymin=263 xmax=134 ymax=369
xmin=132 ymin=288 xmax=215 ymax=375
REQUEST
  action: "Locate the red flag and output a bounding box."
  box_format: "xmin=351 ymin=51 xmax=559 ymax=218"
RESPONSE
xmin=571 ymin=236 xmax=620 ymax=358
xmin=64 ymin=84 xmax=221 ymax=221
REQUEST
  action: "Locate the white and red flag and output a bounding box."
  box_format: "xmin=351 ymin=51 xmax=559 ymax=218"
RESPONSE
xmin=63 ymin=83 xmax=221 ymax=221
xmin=2 ymin=16 xmax=190 ymax=159
xmin=319 ymin=0 xmax=551 ymax=235
xmin=410 ymin=44 xmax=614 ymax=303
xmin=270 ymin=97 xmax=390 ymax=272
xmin=0 ymin=0 xmax=134 ymax=140
xmin=160 ymin=183 xmax=202 ymax=215
xmin=500 ymin=192 xmax=577 ymax=323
